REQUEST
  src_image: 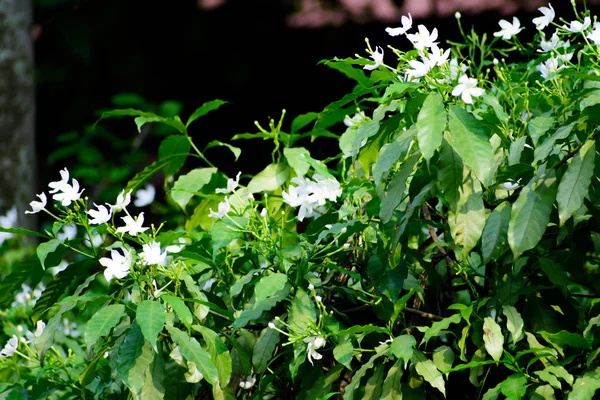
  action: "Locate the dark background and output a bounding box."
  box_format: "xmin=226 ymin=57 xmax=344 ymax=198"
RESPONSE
xmin=33 ymin=0 xmax=594 ymax=179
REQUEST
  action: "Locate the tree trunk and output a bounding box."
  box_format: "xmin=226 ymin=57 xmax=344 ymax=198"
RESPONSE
xmin=0 ymin=0 xmax=35 ymax=229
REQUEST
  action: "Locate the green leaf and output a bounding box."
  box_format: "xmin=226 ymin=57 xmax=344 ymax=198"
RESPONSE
xmin=533 ymin=122 xmax=576 ymax=165
xmin=412 ymin=350 xmax=446 ymax=397
xmin=288 ymin=288 xmax=317 ymax=332
xmin=482 ymin=383 xmax=501 ymax=400
xmin=125 ymin=154 xmax=193 ymax=193
xmin=527 ymin=116 xmax=554 ymax=146
xmin=391 ymin=334 xmax=416 ymax=365
xmin=508 ymin=172 xmax=557 ymax=259
xmin=535 ymin=370 xmax=562 ymax=389
xmin=364 ymin=365 xmax=385 ymax=400
xmin=533 ymin=385 xmax=555 ymax=400
xmin=247 ymin=163 xmax=289 ymax=193
xmin=304 ymin=364 xmax=344 ymax=400
xmin=36 ymin=239 xmax=61 ymax=269
xmin=539 ymin=330 xmax=591 ymax=356
xmin=322 ymin=58 xmax=371 ymax=88
xmin=446 ymin=106 xmax=494 ymax=184
xmin=416 ymin=92 xmax=446 ymax=161
xmin=161 ymin=295 xmax=193 ymax=329
xmin=373 ymin=128 xmax=415 ymax=199
xmin=84 ymin=304 xmax=126 ymax=347
xmin=557 ymin=140 xmax=595 ymax=226
xmin=343 ymin=344 xmax=388 ymax=400
xmin=482 ymin=93 xmax=509 ymax=122
xmin=170 ymin=168 xmax=217 ymax=210
xmin=483 ymin=317 xmax=504 ymax=361
xmin=569 ymin=369 xmax=600 ymax=400
xmin=438 ymin=140 xmax=464 ymax=211
xmin=500 ymin=374 xmax=527 ymax=399
xmin=448 ymin=176 xmax=485 ymax=257
xmin=333 ymin=339 xmax=353 ymax=369
xmin=158 ymin=135 xmax=190 ymax=177
xmin=204 ymin=140 xmax=241 ymax=161
xmin=381 ymin=360 xmax=403 ymax=400
xmin=433 ymin=346 xmax=455 ymax=374
xmin=117 ymin=324 xmax=152 ymax=395
xmin=420 ymin=314 xmax=462 ymax=345
xmin=211 ymin=215 xmax=248 ymax=256
xmin=502 ymin=305 xmax=524 ymax=346
xmin=379 ymin=153 xmax=420 ymax=224
xmin=186 ymin=99 xmax=228 ymax=127
xmin=136 ymin=300 xmax=166 ymax=351
xmin=255 ymin=273 xmax=288 ymax=302
xmin=583 ymin=313 xmax=600 ymax=339
xmin=546 ymin=365 xmax=574 ymax=386
xmin=0 ymin=226 xmax=48 ymax=239
xmin=291 ymin=112 xmax=318 ymax=134
xmin=481 ymin=201 xmax=511 ymax=263
xmin=233 ymin=286 xmax=289 ymax=329
xmin=284 ymin=147 xmax=311 ymax=177
xmin=252 ymin=327 xmax=280 ymax=374
xmin=166 ymin=325 xmax=219 ymax=386
xmin=194 ymin=325 xmax=232 ymax=387
xmin=538 ymin=258 xmax=569 ymax=287
xmin=98 ymin=109 xmax=186 ymax=134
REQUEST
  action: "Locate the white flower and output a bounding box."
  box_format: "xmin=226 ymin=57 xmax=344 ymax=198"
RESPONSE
xmin=304 ymin=336 xmax=326 ymax=365
xmin=116 ymin=212 xmax=149 ymax=236
xmin=165 ymin=237 xmax=187 ymax=253
xmin=564 ymin=17 xmax=591 ymax=33
xmin=498 ymin=179 xmax=521 ymax=191
xmin=406 ymin=59 xmax=431 ymax=80
xmin=49 ymin=260 xmax=69 ymax=276
xmin=587 ymin=27 xmax=600 ymax=45
xmin=493 ymin=17 xmax=524 ymax=40
xmin=343 ymin=243 xmax=350 ymax=250
xmin=385 ymin=13 xmax=412 ymax=36
xmin=88 ymin=203 xmax=112 ymax=225
xmin=62 ymin=318 xmax=81 ymax=337
xmin=0 ymin=335 xmax=18 ymax=357
xmin=216 ymin=171 xmax=242 ymax=194
xmin=283 ymin=176 xmax=340 ymax=222
xmin=208 ymin=197 xmax=231 ymax=219
xmin=451 ymin=74 xmax=485 ymax=104
xmin=455 ymin=12 xmax=461 ymax=19
xmin=449 ymin=58 xmax=468 ymax=81
xmin=52 ymin=178 xmax=84 ymax=207
xmin=310 ymin=175 xmax=342 ymax=205
xmin=48 ymin=168 xmax=70 ymax=194
xmin=533 ymin=4 xmax=555 ymax=30
xmin=343 ymin=111 xmax=365 ymax=127
xmin=25 ymin=193 xmax=47 ymax=214
xmin=406 ymin=25 xmax=439 ymax=50
xmin=112 ymin=190 xmax=132 ymax=212
xmin=134 ymin=184 xmax=156 ymax=207
xmin=260 ymin=208 xmax=268 ymax=218
xmin=425 ymin=45 xmax=451 ymax=67
xmin=239 ymin=375 xmax=256 ymax=390
xmin=57 ymin=224 xmax=77 ymax=242
xmin=364 ymin=46 xmax=384 ymax=71
xmin=25 ymin=320 xmax=46 ymax=343
xmin=140 ymin=241 xmax=168 ymax=266
xmin=536 ymin=57 xmax=564 ymax=79
xmin=538 ymin=32 xmax=570 ymax=52
xmin=99 ymin=248 xmax=133 ymax=281
xmin=0 ymin=206 xmax=17 ymax=245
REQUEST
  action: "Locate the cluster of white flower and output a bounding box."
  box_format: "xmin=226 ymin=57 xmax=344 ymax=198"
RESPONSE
xmin=0 ymin=321 xmax=45 ymax=359
xmin=209 ymin=172 xmax=241 ymax=219
xmin=12 ymin=282 xmax=45 ymax=308
xmin=239 ymin=375 xmax=256 ymax=390
xmin=282 ymin=175 xmax=342 ymax=222
xmin=304 ymin=336 xmax=326 ymax=365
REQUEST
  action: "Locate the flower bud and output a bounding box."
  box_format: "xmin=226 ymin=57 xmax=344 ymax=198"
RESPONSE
xmin=315 ymin=295 xmax=322 ymax=303
xmin=493 ymin=58 xmax=499 ymax=65
xmin=308 ymin=283 xmax=315 ymax=291
xmin=343 ymin=243 xmax=350 ymax=250
xmin=455 ymin=11 xmax=461 ymax=19
xmin=268 ymin=322 xmax=276 ymax=329
xmin=341 ymin=227 xmax=347 ymax=234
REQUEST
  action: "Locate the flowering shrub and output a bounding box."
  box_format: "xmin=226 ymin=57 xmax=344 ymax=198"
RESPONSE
xmin=2 ymin=2 xmax=600 ymax=398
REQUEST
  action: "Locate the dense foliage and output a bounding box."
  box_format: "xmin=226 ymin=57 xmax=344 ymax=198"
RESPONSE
xmin=2 ymin=2 xmax=600 ymax=399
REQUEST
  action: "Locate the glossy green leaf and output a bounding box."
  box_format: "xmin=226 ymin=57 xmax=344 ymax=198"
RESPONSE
xmin=508 ymin=172 xmax=557 ymax=259
xmin=194 ymin=325 xmax=232 ymax=387
xmin=448 ymin=176 xmax=485 ymax=257
xmin=433 ymin=346 xmax=455 ymax=374
xmin=343 ymin=344 xmax=388 ymax=400
xmin=502 ymin=305 xmax=524 ymax=346
xmin=483 ymin=317 xmax=504 ymax=361
xmin=535 ymin=370 xmax=562 ymax=389
xmin=158 ymin=135 xmax=190 ymax=177
xmin=379 ymin=153 xmax=420 ymax=223
xmin=527 ymin=116 xmax=554 ymax=146
xmin=364 ymin=365 xmax=385 ymax=400
xmin=569 ymin=369 xmax=600 ymax=400
xmin=500 ymin=374 xmax=527 ymax=399
xmin=373 ymin=127 xmax=415 ymax=199
xmin=84 ymin=304 xmax=125 ymax=346
xmin=391 ymin=334 xmax=416 ymax=365
xmin=0 ymin=226 xmax=48 ymax=239
xmin=252 ymin=327 xmax=280 ymax=374
xmin=333 ymin=339 xmax=353 ymax=369
xmin=162 ymin=295 xmax=193 ymax=328
xmin=481 ymin=201 xmax=511 ymax=263
xmin=412 ymin=350 xmax=446 ymax=397
xmin=36 ymin=239 xmax=61 ymax=269
xmin=381 ymin=360 xmax=403 ymax=400
xmin=438 ymin=139 xmax=464 ymax=211
xmin=166 ymin=325 xmax=219 ymax=386
xmin=416 ymin=92 xmax=446 ymax=161
xmin=186 ymin=99 xmax=228 ymax=127
xmin=291 ymin=112 xmax=318 ymax=134
xmin=204 ymin=140 xmax=241 ymax=161
xmin=420 ymin=313 xmax=462 ymax=345
xmin=247 ymin=163 xmax=289 ymax=193
xmin=284 ymin=147 xmax=311 ymax=177
xmin=117 ymin=324 xmax=152 ymax=395
xmin=446 ymin=106 xmax=494 ymax=184
xmin=533 ymin=122 xmax=576 ymax=165
xmin=255 ymin=273 xmax=288 ymax=301
xmin=557 ymin=140 xmax=595 ymax=226
xmin=170 ymin=167 xmax=217 ymax=210
xmin=288 ymin=288 xmax=317 ymax=332
xmin=136 ymin=300 xmax=166 ymax=350
xmin=125 ymin=154 xmax=193 ymax=193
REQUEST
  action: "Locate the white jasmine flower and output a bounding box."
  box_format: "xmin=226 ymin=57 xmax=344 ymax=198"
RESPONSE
xmin=385 ymin=13 xmax=412 ymax=36
xmin=283 ymin=176 xmax=340 ymax=222
xmin=99 ymin=248 xmax=133 ymax=281
xmin=536 ymin=57 xmax=564 ymax=79
xmin=88 ymin=203 xmax=112 ymax=225
xmin=364 ymin=46 xmax=384 ymax=71
xmin=587 ymin=27 xmax=600 ymax=45
xmin=406 ymin=25 xmax=439 ymax=50
xmin=62 ymin=318 xmax=81 ymax=337
xmin=216 ymin=172 xmax=241 ymax=194
xmin=134 ymin=184 xmax=156 ymax=207
xmin=25 ymin=320 xmax=46 ymax=343
xmin=112 ymin=190 xmax=132 ymax=212
xmin=343 ymin=111 xmax=366 ymax=127
xmin=452 ymin=74 xmax=485 ymax=104
xmin=208 ymin=197 xmax=231 ymax=219
xmin=564 ymin=17 xmax=591 ymax=33
xmin=498 ymin=180 xmax=521 ymax=191
xmin=538 ymin=32 xmax=569 ymax=52
xmin=48 ymin=168 xmax=70 ymax=194
xmin=49 ymin=260 xmax=69 ymax=276
xmin=53 ymin=178 xmax=84 ymax=207
xmin=304 ymin=336 xmax=326 ymax=365
xmin=57 ymin=224 xmax=77 ymax=242
xmin=260 ymin=208 xmax=268 ymax=218
xmin=201 ymin=278 xmax=216 ymax=292
xmin=449 ymin=58 xmax=468 ymax=81
xmin=425 ymin=45 xmax=451 ymax=67
xmin=406 ymin=59 xmax=431 ymax=80
xmin=239 ymin=375 xmax=256 ymax=390
xmin=116 ymin=212 xmax=149 ymax=236
xmin=165 ymin=237 xmax=187 ymax=253
xmin=533 ymin=4 xmax=555 ymax=30
xmin=0 ymin=335 xmax=18 ymax=357
xmin=25 ymin=193 xmax=47 ymax=214
xmin=494 ymin=17 xmax=524 ymax=40
xmin=140 ymin=241 xmax=168 ymax=266
xmin=0 ymin=206 xmax=17 ymax=245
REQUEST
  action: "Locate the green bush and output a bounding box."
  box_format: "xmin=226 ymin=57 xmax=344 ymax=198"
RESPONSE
xmin=2 ymin=2 xmax=600 ymax=399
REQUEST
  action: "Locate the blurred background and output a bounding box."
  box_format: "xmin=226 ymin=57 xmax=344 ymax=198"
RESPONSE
xmin=2 ymin=0 xmax=600 ymax=228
